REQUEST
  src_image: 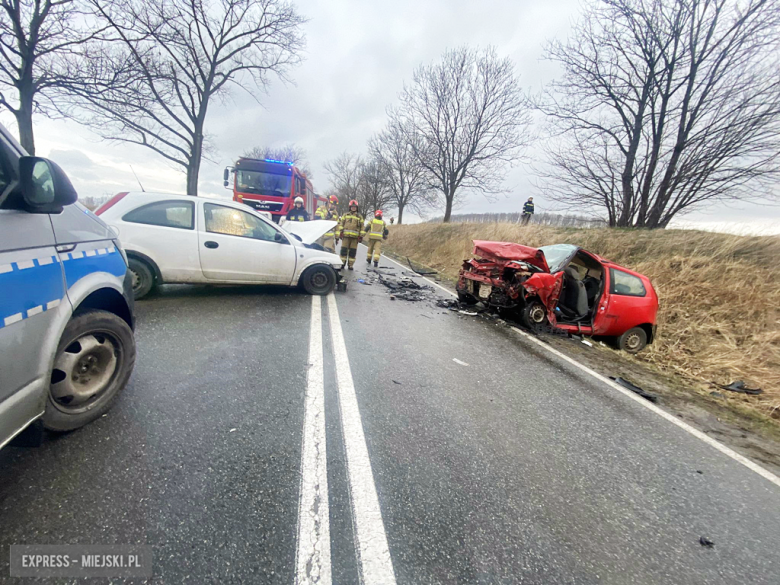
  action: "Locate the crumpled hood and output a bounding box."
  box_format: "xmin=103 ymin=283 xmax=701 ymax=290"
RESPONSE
xmin=472 ymin=240 xmax=549 ymax=272
xmin=282 ymin=220 xmax=337 ymax=245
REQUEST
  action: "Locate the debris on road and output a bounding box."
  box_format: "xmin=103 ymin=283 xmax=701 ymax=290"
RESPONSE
xmin=699 ymin=536 xmax=715 ymax=548
xmin=610 ymin=376 xmax=659 ymax=403
xmin=406 ymin=256 xmax=438 ymax=276
xmin=392 ymin=380 xmax=402 ymax=385
xmin=453 ymin=358 xmax=469 ymax=366
xmin=718 ymin=381 xmax=762 ymax=395
xmin=581 ymin=339 xmax=593 ymax=347
xmin=229 ymin=428 xmax=237 ymax=433
xmin=459 ymin=310 xmax=478 ymax=316
xmin=372 ymin=271 xmax=434 ymax=302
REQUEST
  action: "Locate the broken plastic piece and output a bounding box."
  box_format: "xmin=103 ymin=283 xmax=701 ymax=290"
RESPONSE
xmin=699 ymin=536 xmax=715 ymax=548
xmin=718 ymin=381 xmax=762 ymax=395
xmin=452 ymin=358 xmax=469 ymax=366
xmin=610 ymin=376 xmax=659 ymax=403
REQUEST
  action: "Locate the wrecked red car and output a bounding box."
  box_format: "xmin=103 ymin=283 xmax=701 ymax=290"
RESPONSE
xmin=456 ymin=241 xmax=658 ymax=352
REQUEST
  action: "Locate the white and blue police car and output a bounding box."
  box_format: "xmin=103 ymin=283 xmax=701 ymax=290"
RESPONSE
xmin=0 ymin=123 xmax=136 ymax=449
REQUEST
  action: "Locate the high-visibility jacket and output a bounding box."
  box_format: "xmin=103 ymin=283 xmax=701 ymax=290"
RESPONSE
xmin=287 ymin=207 xmax=309 ymax=222
xmin=522 ymin=201 xmax=534 ymax=215
xmin=364 ymin=217 xmax=388 ymax=240
xmin=315 ymin=206 xmax=340 ymax=237
xmin=338 ymin=212 xmax=365 ymax=239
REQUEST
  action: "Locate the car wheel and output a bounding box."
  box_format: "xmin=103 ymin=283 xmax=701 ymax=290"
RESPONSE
xmin=43 ymin=310 xmax=136 ymax=432
xmin=617 ymin=327 xmax=648 ymax=353
xmin=128 ymin=257 xmax=155 ymax=300
xmin=302 ymin=265 xmax=336 ymax=295
xmin=521 ymin=300 xmax=548 ymax=329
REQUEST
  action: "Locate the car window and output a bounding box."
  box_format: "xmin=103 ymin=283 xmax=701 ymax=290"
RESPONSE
xmin=610 ymin=268 xmax=646 ymax=297
xmin=204 ymin=203 xmax=280 ymax=242
xmin=123 ymin=200 xmax=194 ymax=229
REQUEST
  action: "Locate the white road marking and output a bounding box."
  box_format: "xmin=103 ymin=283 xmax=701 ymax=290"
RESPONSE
xmin=26 ymin=305 xmax=43 ymax=317
xmin=380 ymin=251 xmax=780 ymax=489
xmin=327 ymin=293 xmax=397 ymax=584
xmin=295 ymin=294 xmax=332 ymax=585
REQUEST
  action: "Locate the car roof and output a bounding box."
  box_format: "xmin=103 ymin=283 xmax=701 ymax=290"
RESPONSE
xmin=122 ymin=192 xmax=251 ymax=212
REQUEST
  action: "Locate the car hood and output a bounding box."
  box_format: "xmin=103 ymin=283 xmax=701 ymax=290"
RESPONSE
xmin=472 ymin=240 xmax=549 ymax=272
xmin=282 ymin=220 xmax=337 ymax=245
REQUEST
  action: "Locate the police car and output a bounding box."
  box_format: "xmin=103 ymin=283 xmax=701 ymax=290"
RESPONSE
xmin=0 ymin=123 xmax=136 ymax=449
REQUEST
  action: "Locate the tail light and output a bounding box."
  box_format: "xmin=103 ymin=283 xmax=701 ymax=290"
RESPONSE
xmin=95 ymin=192 xmax=128 ymax=216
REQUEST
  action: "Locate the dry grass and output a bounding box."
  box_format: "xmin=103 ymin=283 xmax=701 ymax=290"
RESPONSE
xmin=385 ymin=223 xmax=780 ymax=421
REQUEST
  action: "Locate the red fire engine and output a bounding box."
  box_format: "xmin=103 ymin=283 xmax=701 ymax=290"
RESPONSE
xmin=223 ymin=157 xmax=323 ymax=223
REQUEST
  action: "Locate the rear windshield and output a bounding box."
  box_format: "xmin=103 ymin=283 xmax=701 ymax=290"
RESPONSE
xmin=538 ymin=244 xmax=577 ymax=273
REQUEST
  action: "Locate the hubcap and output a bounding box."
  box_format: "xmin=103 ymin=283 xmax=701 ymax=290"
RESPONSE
xmin=50 ymin=334 xmax=118 ymax=412
xmin=625 ymin=332 xmax=641 ymax=350
xmin=529 ymin=305 xmax=546 ymax=323
xmin=130 ymin=269 xmax=141 ymax=293
xmin=312 ymin=271 xmax=328 ymax=289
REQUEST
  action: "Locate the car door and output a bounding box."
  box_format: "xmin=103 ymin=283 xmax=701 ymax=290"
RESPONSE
xmin=117 ymin=199 xmax=200 ymax=282
xmin=198 ymin=202 xmax=297 ymax=284
xmin=0 ymin=135 xmax=68 ymax=448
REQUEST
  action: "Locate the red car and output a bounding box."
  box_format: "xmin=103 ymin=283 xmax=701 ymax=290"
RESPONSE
xmin=456 ymin=241 xmax=658 ymax=352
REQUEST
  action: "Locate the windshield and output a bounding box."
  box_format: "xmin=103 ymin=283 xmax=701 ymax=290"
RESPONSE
xmin=236 ymin=169 xmax=291 ymax=197
xmin=538 ymin=244 xmax=578 ymax=273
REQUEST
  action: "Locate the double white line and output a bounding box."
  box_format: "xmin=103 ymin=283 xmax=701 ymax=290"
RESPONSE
xmin=295 ymin=294 xmax=396 ymax=585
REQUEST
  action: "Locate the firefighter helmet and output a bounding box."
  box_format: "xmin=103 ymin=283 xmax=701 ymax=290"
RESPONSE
xmin=349 ymin=200 xmax=358 ymax=208
xmin=294 ymin=196 xmax=304 ymax=205
xmin=328 ymin=195 xmax=339 ymax=204
xmin=375 ymin=210 xmax=383 ymax=218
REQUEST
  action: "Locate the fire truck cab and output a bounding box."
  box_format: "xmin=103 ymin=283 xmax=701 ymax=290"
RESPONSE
xmin=224 ymin=157 xmax=321 ymax=223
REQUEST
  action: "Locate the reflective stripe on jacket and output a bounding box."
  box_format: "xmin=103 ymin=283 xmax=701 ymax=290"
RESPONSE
xmin=364 ymin=218 xmax=387 ymax=240
xmin=522 ymin=201 xmax=534 ymax=215
xmin=315 ymin=206 xmax=340 ymax=237
xmin=338 ymin=213 xmax=365 ymax=238
xmin=287 ymin=208 xmax=309 ymax=222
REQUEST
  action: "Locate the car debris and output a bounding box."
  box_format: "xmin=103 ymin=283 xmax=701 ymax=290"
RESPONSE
xmin=372 ymin=271 xmax=434 ymax=302
xmin=456 ymin=240 xmax=658 ymax=353
xmin=392 ymin=380 xmax=402 ymax=385
xmin=453 ymin=358 xmax=469 ymax=366
xmin=699 ymin=536 xmax=715 ymax=548
xmin=610 ymin=376 xmax=659 ymax=403
xmin=718 ymin=381 xmax=762 ymax=395
xmin=406 ymin=256 xmax=438 ymax=276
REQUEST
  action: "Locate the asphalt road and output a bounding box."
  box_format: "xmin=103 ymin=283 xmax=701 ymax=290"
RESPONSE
xmin=1 ymin=246 xmax=779 ymax=584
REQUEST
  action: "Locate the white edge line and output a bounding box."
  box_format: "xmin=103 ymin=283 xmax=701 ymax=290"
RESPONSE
xmin=380 ymin=250 xmax=780 ymax=489
xmin=327 ymin=293 xmax=397 ymax=584
xmin=295 ymin=294 xmax=332 ymax=585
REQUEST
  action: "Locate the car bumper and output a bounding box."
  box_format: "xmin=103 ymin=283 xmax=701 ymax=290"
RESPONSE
xmin=122 ymin=270 xmax=136 ymax=330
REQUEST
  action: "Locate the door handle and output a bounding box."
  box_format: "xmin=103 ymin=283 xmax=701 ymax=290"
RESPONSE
xmin=204 ymin=241 xmax=219 ymax=249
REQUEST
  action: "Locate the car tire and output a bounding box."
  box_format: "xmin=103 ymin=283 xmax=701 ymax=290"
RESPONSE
xmin=128 ymin=257 xmax=155 ymax=300
xmin=302 ymin=265 xmax=337 ymax=295
xmin=43 ymin=310 xmax=136 ymax=432
xmin=617 ymin=327 xmax=648 ymax=353
xmin=521 ymin=300 xmax=548 ymax=329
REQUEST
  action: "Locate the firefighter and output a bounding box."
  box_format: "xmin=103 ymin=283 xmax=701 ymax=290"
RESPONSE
xmin=364 ymin=210 xmax=388 ymax=267
xmin=521 ymin=197 xmax=534 ymax=226
xmin=315 ymin=195 xmax=340 ymax=253
xmin=336 ymin=200 xmax=364 ymax=270
xmin=286 ymin=196 xmax=309 ymax=222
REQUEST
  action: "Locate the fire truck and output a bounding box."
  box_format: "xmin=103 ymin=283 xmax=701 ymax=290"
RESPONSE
xmin=223 ymin=157 xmax=323 ymax=223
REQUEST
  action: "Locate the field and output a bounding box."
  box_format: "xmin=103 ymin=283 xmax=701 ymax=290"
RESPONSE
xmin=385 ymin=222 xmax=780 ymax=424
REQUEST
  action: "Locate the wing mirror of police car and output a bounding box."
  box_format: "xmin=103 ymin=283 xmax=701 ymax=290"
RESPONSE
xmin=19 ymin=156 xmax=78 ymax=213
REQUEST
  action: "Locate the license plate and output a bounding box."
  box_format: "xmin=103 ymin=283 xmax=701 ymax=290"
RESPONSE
xmin=479 ymin=283 xmax=492 ymax=299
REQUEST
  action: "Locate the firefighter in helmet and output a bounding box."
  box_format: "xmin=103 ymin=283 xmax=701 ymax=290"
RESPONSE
xmin=336 ymin=200 xmax=364 ymax=270
xmin=286 ymin=196 xmax=309 ymax=222
xmin=364 ymin=209 xmax=389 ymax=267
xmin=315 ymin=195 xmax=340 ymax=253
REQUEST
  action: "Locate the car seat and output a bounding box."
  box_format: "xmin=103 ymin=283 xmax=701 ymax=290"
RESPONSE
xmin=559 ymin=266 xmax=589 ymax=320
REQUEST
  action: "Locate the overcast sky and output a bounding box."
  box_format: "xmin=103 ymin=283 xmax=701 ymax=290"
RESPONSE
xmin=2 ymin=0 xmax=779 ymax=233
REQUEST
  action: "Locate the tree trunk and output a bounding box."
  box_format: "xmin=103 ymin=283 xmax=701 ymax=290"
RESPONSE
xmin=397 ymin=203 xmax=404 ymax=224
xmin=442 ymin=197 xmax=453 ymax=222
xmin=186 ymin=130 xmax=203 ymax=196
xmin=16 ymin=82 xmax=36 ymax=155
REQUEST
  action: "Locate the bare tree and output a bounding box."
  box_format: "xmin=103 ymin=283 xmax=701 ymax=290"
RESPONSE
xmin=244 ymin=143 xmax=312 ymax=177
xmin=0 ymin=0 xmax=107 ymax=153
xmin=539 ymin=0 xmax=780 ymax=228
xmin=368 ymin=112 xmax=435 ymax=224
xmin=396 ymin=46 xmax=532 ymax=222
xmin=356 ymin=156 xmax=394 ymax=216
xmin=64 ymin=0 xmax=305 ymax=195
xmin=323 ymin=151 xmax=361 ymax=213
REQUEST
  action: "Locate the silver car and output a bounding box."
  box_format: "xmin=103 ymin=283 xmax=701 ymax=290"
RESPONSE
xmin=0 ymin=124 xmax=136 ymax=449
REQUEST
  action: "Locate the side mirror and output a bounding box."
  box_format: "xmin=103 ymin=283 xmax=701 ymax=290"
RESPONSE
xmin=19 ymin=157 xmax=78 ymax=213
xmin=223 ymin=168 xmax=230 ymax=188
xmin=274 ymin=232 xmax=286 ymax=244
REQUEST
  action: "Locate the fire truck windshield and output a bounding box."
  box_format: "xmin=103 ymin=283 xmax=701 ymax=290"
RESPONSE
xmin=236 ymin=169 xmax=291 ymax=197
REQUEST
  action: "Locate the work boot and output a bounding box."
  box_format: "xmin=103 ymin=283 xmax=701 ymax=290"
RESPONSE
xmin=374 ymin=261 xmax=378 ymax=267
xmin=348 ymin=265 xmax=354 ymax=270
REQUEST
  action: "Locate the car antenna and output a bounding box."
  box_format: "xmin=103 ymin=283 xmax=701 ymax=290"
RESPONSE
xmin=129 ymin=165 xmax=145 ymax=192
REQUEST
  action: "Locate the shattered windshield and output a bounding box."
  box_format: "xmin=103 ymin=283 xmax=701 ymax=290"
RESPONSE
xmin=539 ymin=244 xmax=578 ymax=273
